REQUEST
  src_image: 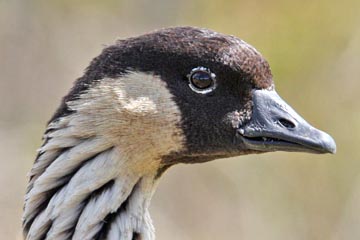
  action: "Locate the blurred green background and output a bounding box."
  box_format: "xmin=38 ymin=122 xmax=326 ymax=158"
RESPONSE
xmin=1 ymin=0 xmax=359 ymax=239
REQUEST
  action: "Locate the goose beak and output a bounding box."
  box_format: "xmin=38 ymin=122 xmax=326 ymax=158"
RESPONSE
xmin=237 ymin=89 xmax=336 ymax=154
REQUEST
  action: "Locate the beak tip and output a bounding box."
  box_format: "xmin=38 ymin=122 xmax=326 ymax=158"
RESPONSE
xmin=328 ymin=143 xmax=337 ymax=154
xmin=327 ymin=145 xmax=336 ymax=154
xmin=329 ymin=143 xmax=336 ymax=154
xmin=320 ymin=132 xmax=337 ymax=154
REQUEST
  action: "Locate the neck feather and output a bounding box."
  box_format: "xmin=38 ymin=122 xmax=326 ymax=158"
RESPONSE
xmin=23 ymin=72 xmax=185 ymax=240
xmin=25 ymin=143 xmax=159 ymax=240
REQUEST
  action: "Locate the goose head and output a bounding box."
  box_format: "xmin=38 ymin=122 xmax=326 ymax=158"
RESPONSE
xmin=23 ymin=26 xmax=336 ymax=240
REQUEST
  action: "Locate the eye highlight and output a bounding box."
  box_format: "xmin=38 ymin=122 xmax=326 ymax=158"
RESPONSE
xmin=187 ymin=67 xmax=216 ymax=94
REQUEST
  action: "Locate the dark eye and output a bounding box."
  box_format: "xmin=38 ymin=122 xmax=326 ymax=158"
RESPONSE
xmin=191 ymin=71 xmax=212 ymax=89
xmin=188 ymin=67 xmax=216 ymax=94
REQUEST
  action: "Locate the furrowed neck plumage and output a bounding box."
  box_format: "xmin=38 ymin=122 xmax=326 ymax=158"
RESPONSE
xmin=23 ymin=72 xmax=185 ymax=240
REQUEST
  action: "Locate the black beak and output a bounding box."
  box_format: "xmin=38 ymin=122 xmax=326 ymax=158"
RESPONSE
xmin=237 ymin=89 xmax=336 ymax=154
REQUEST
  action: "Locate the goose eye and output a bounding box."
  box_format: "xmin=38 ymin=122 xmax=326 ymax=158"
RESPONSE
xmin=188 ymin=67 xmax=216 ymax=94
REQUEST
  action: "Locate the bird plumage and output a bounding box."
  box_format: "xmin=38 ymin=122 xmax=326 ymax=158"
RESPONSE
xmin=23 ymin=26 xmax=336 ymax=240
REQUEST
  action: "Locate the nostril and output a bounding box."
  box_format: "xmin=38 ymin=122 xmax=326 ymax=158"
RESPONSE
xmin=278 ymin=118 xmax=296 ymax=129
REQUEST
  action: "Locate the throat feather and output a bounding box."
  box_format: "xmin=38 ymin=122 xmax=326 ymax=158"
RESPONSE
xmin=24 ymin=72 xmax=185 ymax=240
xmin=25 ymin=146 xmax=159 ymax=240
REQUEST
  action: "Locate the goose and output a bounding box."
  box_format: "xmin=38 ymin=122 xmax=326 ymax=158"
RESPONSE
xmin=23 ymin=26 xmax=336 ymax=240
